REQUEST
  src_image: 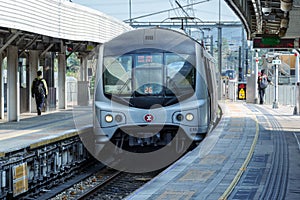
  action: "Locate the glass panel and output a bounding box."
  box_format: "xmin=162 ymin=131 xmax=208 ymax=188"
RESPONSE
xmin=103 ymin=55 xmax=132 ymax=95
xmin=166 ymin=53 xmax=195 ymax=95
xmin=102 ymin=51 xmax=195 ymax=98
xmin=135 ymin=54 xmax=163 ymax=68
xmin=134 ymin=54 xmax=163 ymax=95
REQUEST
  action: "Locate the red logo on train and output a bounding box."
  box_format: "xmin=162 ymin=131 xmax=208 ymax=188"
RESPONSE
xmin=144 ymin=114 xmax=154 ymax=122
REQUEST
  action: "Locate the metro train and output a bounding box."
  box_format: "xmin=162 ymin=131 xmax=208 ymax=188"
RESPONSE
xmin=93 ymin=27 xmax=219 ymax=153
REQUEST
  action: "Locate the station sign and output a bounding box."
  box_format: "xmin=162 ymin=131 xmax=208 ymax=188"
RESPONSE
xmin=253 ymin=38 xmax=299 ymax=49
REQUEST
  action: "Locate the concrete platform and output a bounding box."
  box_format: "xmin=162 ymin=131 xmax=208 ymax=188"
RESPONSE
xmin=126 ymin=101 xmax=300 ymax=200
xmin=0 ymin=106 xmax=92 ymax=157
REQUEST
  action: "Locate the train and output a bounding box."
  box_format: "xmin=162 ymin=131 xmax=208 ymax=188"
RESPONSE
xmin=92 ymin=27 xmax=219 ymax=155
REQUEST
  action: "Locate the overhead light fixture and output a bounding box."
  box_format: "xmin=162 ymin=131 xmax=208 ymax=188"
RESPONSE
xmin=280 ymin=0 xmax=293 ymax=12
xmin=280 ymin=18 xmax=289 ymax=28
xmin=262 ymin=7 xmax=272 ymax=16
xmin=278 ymin=28 xmax=287 ymax=37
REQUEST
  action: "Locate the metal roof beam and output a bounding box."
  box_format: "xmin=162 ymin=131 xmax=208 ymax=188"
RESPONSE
xmin=0 ymin=31 xmax=22 ymax=54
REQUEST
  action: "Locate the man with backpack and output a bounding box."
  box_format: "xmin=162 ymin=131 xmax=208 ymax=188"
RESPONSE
xmin=31 ymin=70 xmax=48 ymax=115
xmin=257 ymin=69 xmax=273 ymax=104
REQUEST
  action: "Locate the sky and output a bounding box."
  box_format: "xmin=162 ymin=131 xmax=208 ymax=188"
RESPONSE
xmin=71 ymin=0 xmax=240 ymax=23
xmin=70 ymin=0 xmax=244 ymax=71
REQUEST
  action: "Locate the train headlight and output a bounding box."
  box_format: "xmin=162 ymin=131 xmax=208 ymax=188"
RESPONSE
xmin=115 ymin=114 xmax=123 ymax=123
xmin=176 ymin=114 xmax=184 ymax=121
xmin=186 ymin=113 xmax=194 ymax=121
xmin=105 ymin=114 xmax=113 ymax=123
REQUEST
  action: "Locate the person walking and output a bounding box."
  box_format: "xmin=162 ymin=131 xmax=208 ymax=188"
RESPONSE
xmin=31 ymin=70 xmax=48 ymax=115
xmin=257 ymin=69 xmax=273 ymax=104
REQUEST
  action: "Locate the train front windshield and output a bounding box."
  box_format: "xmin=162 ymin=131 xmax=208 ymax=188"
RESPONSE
xmin=103 ymin=50 xmax=195 ymax=100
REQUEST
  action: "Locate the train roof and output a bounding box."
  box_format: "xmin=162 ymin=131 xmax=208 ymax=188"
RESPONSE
xmin=103 ymin=27 xmax=200 ymax=56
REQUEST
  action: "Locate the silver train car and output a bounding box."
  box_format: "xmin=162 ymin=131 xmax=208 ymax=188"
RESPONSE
xmin=93 ymin=27 xmax=219 ymax=152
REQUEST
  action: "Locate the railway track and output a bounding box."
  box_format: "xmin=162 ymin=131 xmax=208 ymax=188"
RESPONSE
xmin=47 ymin=143 xmax=199 ymax=200
xmin=50 ymin=167 xmax=162 ymax=200
xmin=80 ymin=170 xmax=160 ymax=200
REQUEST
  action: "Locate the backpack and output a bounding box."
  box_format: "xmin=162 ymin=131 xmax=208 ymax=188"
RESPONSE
xmin=259 ymin=76 xmax=268 ymax=89
xmin=33 ymin=78 xmax=45 ymax=97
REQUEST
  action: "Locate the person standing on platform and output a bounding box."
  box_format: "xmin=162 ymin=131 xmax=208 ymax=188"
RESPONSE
xmin=257 ymin=69 xmax=273 ymax=104
xmin=31 ymin=70 xmax=48 ymax=115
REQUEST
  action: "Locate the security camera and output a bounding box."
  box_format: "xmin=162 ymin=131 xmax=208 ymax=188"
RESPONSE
xmin=262 ymin=7 xmax=272 ymax=16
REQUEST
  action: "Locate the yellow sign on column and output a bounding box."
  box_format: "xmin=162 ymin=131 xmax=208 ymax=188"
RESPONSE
xmin=239 ymin=88 xmax=245 ymax=99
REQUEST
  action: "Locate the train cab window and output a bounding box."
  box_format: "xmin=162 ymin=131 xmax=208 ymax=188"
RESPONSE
xmin=103 ymin=56 xmax=132 ymax=95
xmin=134 ymin=54 xmax=163 ymax=95
xmin=103 ymin=51 xmax=195 ymax=99
xmin=165 ymin=53 xmax=195 ymax=96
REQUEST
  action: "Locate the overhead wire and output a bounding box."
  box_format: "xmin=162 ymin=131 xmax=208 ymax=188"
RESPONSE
xmin=123 ymin=0 xmax=211 ymax=22
xmin=169 ymin=0 xmax=181 ymax=17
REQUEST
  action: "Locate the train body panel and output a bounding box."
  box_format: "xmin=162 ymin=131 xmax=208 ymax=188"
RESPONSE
xmin=94 ymin=98 xmax=208 ymax=143
xmin=93 ymin=27 xmax=218 ymax=149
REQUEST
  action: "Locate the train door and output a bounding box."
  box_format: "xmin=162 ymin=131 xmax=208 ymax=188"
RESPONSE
xmin=204 ymin=57 xmax=217 ymax=124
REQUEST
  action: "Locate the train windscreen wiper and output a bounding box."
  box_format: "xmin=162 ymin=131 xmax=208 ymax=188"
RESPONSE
xmin=110 ymin=94 xmax=133 ymax=107
xmin=163 ymin=92 xmax=193 ymax=106
xmin=166 ymin=76 xmax=179 ymax=94
xmin=118 ymin=78 xmax=132 ymax=95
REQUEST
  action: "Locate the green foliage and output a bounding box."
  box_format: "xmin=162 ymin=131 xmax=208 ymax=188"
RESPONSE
xmin=67 ymin=53 xmax=80 ymax=67
xmin=66 ymin=52 xmax=80 ymax=79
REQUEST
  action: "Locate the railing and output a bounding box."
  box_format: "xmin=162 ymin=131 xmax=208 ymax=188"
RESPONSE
xmin=223 ymin=78 xmax=297 ymax=106
xmin=265 ymin=85 xmax=296 ymax=106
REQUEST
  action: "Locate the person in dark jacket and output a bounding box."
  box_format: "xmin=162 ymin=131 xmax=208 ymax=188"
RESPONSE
xmin=31 ymin=70 xmax=48 ymax=115
xmin=257 ymin=69 xmax=273 ymax=104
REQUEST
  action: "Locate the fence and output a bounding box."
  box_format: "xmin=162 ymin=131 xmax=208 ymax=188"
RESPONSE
xmin=66 ymin=77 xmax=77 ymax=106
xmin=223 ymin=79 xmax=298 ymax=106
xmin=265 ymin=85 xmax=296 ymax=106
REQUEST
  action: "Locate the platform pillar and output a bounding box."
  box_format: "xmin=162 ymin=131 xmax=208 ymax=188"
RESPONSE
xmin=78 ymin=56 xmax=90 ymax=106
xmin=272 ymin=63 xmax=279 ymax=109
xmin=0 ymin=53 xmax=4 ymax=119
xmin=58 ymin=47 xmax=66 ymax=109
xmin=246 ymin=75 xmax=256 ymax=103
xmin=7 ymin=46 xmax=20 ymax=121
xmin=294 ymin=52 xmax=300 ymax=115
xmin=29 ymin=50 xmax=39 ymax=113
xmin=80 ymin=56 xmax=88 ymax=81
xmin=44 ymin=52 xmax=56 ymax=111
xmin=254 ymin=50 xmax=259 ymax=104
xmin=295 ymin=83 xmax=300 ymax=115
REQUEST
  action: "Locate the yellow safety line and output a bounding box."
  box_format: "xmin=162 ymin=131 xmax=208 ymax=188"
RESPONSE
xmin=29 ymin=131 xmax=79 ymax=149
xmin=0 ymin=130 xmax=79 ymax=158
xmin=0 ymin=115 xmax=88 ymax=141
xmin=29 ymin=127 xmax=92 ymax=149
xmin=219 ymin=113 xmax=259 ymax=200
xmin=0 ymin=114 xmax=91 ymax=141
xmin=0 ymin=127 xmax=92 ymax=157
xmin=0 ymin=129 xmax=43 ymax=140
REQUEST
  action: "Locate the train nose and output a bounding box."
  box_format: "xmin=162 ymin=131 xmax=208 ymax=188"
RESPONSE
xmin=127 ymin=104 xmax=168 ymax=124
